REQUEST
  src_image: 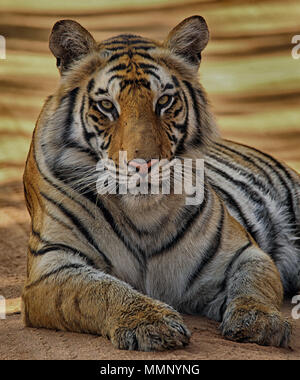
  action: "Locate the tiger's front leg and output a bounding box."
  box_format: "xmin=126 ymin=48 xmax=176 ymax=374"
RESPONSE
xmin=22 ymin=250 xmax=190 ymax=351
xmin=219 ymin=245 xmax=291 ymax=347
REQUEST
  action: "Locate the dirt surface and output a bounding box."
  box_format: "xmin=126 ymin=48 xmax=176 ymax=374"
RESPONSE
xmin=0 ymin=181 xmax=299 ymax=360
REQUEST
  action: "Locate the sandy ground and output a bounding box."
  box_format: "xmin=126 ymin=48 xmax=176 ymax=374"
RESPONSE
xmin=0 ymin=180 xmax=299 ymax=360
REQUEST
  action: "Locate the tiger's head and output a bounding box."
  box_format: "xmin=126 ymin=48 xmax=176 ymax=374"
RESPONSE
xmin=46 ymin=16 xmax=217 ymax=200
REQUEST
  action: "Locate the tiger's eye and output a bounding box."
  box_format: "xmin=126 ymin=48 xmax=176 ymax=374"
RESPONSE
xmin=99 ymin=100 xmax=114 ymax=111
xmin=158 ymin=95 xmax=170 ymax=106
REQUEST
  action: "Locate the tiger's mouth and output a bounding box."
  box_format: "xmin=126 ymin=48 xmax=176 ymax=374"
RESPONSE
xmin=96 ymin=156 xmax=179 ymax=197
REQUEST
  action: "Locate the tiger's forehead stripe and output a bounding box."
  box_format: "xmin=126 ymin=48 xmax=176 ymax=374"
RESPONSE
xmin=103 ymin=41 xmax=156 ymax=51
xmin=80 ymin=34 xmax=190 ymax=102
xmin=89 ymin=49 xmax=174 ymax=97
xmin=101 ymin=34 xmax=158 ymax=58
xmin=99 ymin=35 xmax=160 ymax=68
xmin=102 ymin=34 xmax=157 ymax=46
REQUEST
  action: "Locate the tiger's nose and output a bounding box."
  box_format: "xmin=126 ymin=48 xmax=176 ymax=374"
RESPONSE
xmin=128 ymin=159 xmax=159 ymax=175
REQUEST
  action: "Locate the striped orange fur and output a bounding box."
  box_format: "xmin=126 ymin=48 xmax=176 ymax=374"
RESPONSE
xmin=22 ymin=16 xmax=299 ymax=350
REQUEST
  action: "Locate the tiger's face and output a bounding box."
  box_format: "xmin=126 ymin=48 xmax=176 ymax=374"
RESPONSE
xmin=48 ymin=16 xmax=215 ymax=197
xmin=86 ymin=45 xmax=186 ymax=165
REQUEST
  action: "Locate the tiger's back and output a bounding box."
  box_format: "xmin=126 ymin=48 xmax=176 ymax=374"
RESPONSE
xmin=205 ymin=139 xmax=300 ymax=295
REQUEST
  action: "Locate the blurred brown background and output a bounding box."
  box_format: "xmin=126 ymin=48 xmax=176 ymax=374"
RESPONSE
xmin=0 ymin=0 xmax=300 ymax=360
xmin=1 ymin=0 xmax=300 ymax=183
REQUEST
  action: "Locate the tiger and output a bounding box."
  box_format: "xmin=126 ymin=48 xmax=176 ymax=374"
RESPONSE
xmin=22 ymin=15 xmax=300 ymax=351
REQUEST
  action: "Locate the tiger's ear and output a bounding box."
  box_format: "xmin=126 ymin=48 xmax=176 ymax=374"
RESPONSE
xmin=164 ymin=16 xmax=209 ymax=69
xmin=49 ymin=19 xmax=97 ymax=74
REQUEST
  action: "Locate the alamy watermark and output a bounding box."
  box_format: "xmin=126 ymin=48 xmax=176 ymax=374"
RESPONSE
xmin=95 ymin=152 xmax=204 ymax=205
xmin=0 ymin=295 xmax=5 ymax=319
xmin=0 ymin=36 xmax=6 ymax=59
xmin=291 ymin=35 xmax=300 ymax=59
xmin=291 ymin=295 xmax=300 ymax=319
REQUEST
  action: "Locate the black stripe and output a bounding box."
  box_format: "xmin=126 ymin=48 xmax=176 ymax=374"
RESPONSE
xmin=206 ymin=161 xmax=269 ymax=206
xmin=119 ymin=210 xmax=170 ymax=237
xmin=103 ymin=40 xmax=129 ymax=46
xmin=89 ymin=114 xmax=99 ymax=123
xmin=143 ymin=69 xmax=161 ymax=81
xmin=182 ymin=80 xmax=203 ymax=148
xmin=108 ymin=74 xmax=124 ymax=86
xmin=196 ymin=88 xmax=207 ymax=105
xmin=62 ymin=87 xmax=79 ymax=143
xmin=66 ymin=140 xmax=98 ymax=162
xmin=237 ymin=141 xmax=295 ymax=184
xmin=104 ymin=46 xmax=127 ymax=52
xmin=83 ymin=190 xmax=145 ymax=266
xmin=95 ymin=87 xmax=108 ymax=95
xmin=104 ymin=37 xmax=152 ymax=45
xmin=134 ymin=51 xmax=155 ymax=61
xmin=34 ymin=138 xmax=145 ymax=268
xmin=33 ymin=140 xmax=95 ymax=218
xmin=165 ymin=130 xmax=177 ymax=144
xmin=107 ymin=52 xmax=127 ymax=63
xmin=138 ymin=63 xmax=158 ymax=71
xmin=23 ymin=183 xmax=32 ymax=211
xmin=31 ymin=228 xmax=51 ymax=245
xmin=164 ymin=83 xmax=174 ymax=90
xmin=207 ymin=150 xmax=276 ymax=198
xmin=215 ymin=142 xmax=276 ymax=189
xmin=205 ymin=161 xmax=281 ymax=260
xmin=174 ymin=90 xmax=189 ymax=155
xmin=120 ymin=78 xmax=150 ymax=91
xmin=113 ymin=34 xmax=141 ymax=39
xmin=186 ymin=204 xmax=225 ymax=290
xmin=172 ymin=75 xmax=180 ymax=87
xmin=105 ymin=40 xmax=131 ymax=46
xmin=46 ymin=209 xmax=74 ymax=231
xmin=100 ymin=134 xmax=112 ymax=150
xmin=106 ymin=39 xmax=154 ymax=46
xmin=87 ymin=78 xmax=95 ymax=94
xmin=25 ymin=263 xmax=86 ymax=290
xmin=149 ymin=187 xmax=209 ymax=258
xmin=218 ymin=241 xmax=252 ymax=319
xmin=34 ymin=158 xmax=92 ymax=219
xmin=248 ymin=146 xmax=298 ymax=208
xmin=108 ymin=63 xmax=127 ymax=73
xmin=57 ymin=90 xmax=99 ymax=163
xmin=218 ymin=141 xmax=300 ymax=246
xmin=80 ymin=96 xmax=97 ymax=144
xmin=106 ymin=49 xmax=155 ymax=64
xmin=224 ymin=242 xmax=252 ymax=283
xmin=30 ymin=243 xmax=96 ymax=267
xmin=246 ymin=147 xmax=300 ymax=250
xmin=129 ymin=39 xmax=155 ymax=45
xmin=174 ymin=105 xmax=183 ymax=118
xmin=40 ymin=192 xmax=112 ymax=269
xmin=133 ymin=45 xmax=156 ymax=51
xmin=210 ymin=183 xmax=260 ymax=244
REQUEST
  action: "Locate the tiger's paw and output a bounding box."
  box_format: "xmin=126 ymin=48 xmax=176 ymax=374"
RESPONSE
xmin=109 ymin=303 xmax=190 ymax=351
xmin=220 ymin=298 xmax=291 ymax=348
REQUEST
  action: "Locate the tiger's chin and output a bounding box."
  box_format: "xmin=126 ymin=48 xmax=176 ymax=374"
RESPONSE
xmin=119 ymin=192 xmax=167 ymax=210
